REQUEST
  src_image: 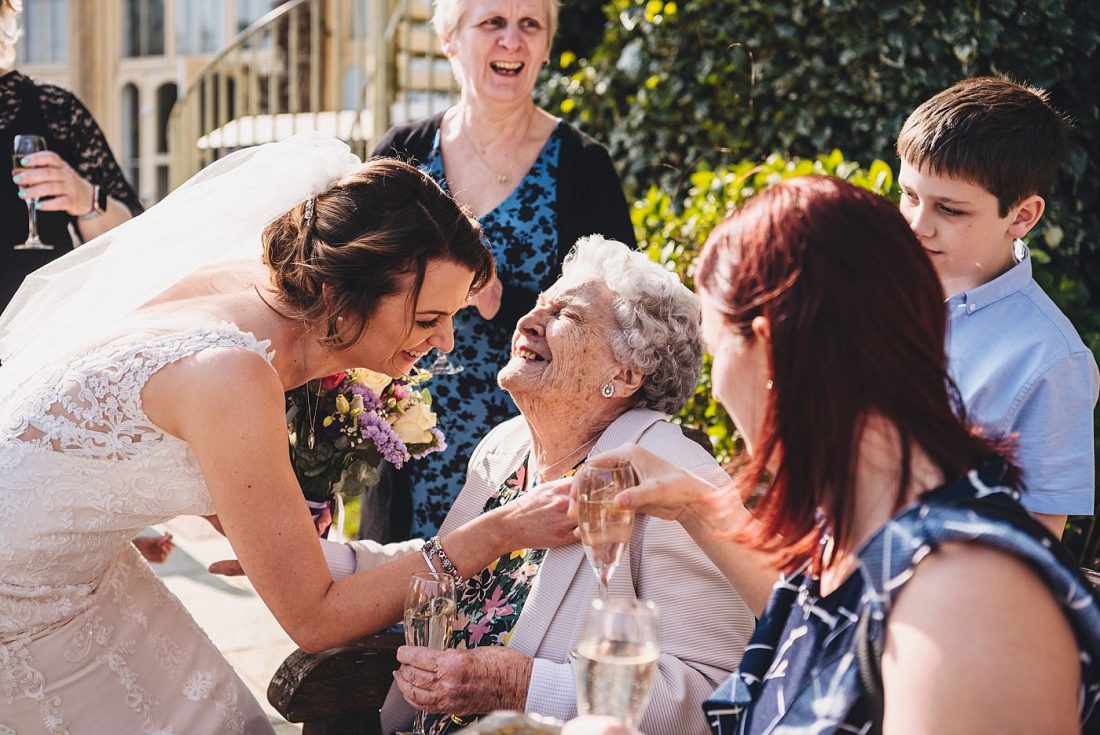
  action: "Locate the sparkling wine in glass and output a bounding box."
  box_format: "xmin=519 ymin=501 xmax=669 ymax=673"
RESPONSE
xmin=12 ymin=135 xmax=51 ymax=251
xmin=426 ymin=348 xmax=463 ymax=375
xmin=572 ymin=598 xmax=661 ymax=729
xmin=577 ymin=458 xmax=639 ymax=600
xmin=403 ymin=571 xmax=457 ymax=735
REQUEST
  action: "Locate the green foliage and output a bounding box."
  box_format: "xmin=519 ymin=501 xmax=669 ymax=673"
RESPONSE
xmin=539 ymin=0 xmax=1100 ymax=303
xmin=638 ymin=151 xmax=898 ymax=463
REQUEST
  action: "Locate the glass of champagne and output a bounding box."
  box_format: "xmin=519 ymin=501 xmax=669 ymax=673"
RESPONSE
xmin=426 ymin=347 xmax=463 ymax=375
xmin=403 ymin=571 xmax=457 ymax=735
xmin=576 ymin=458 xmax=639 ymax=600
xmin=572 ymin=598 xmax=661 ymax=729
xmin=12 ymin=135 xmax=51 ymax=251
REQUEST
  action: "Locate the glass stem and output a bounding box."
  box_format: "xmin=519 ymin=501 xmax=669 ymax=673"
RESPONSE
xmin=413 ymin=709 xmax=426 ymax=735
xmin=26 ymin=198 xmax=39 ymax=242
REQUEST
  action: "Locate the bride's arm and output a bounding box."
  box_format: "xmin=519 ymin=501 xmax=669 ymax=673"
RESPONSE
xmin=146 ymin=349 xmax=572 ymax=652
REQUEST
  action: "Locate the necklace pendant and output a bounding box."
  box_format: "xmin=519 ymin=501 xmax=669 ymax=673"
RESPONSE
xmin=307 ymin=430 xmax=316 ymax=451
xmin=497 ymin=174 xmax=509 ymax=185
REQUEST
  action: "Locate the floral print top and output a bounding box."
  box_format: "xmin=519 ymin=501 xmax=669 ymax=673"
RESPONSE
xmin=425 ymin=456 xmax=583 ymax=734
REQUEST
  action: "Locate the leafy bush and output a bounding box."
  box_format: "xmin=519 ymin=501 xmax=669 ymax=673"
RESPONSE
xmin=539 ymin=0 xmax=1100 ymax=305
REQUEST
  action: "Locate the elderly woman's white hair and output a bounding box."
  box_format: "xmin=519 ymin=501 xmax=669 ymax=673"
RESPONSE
xmin=561 ymin=235 xmax=702 ymax=415
xmin=0 ymin=0 xmax=22 ymax=71
xmin=432 ymin=0 xmax=561 ymax=45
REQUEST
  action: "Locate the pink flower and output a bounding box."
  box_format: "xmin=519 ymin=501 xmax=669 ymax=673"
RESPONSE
xmin=466 ymin=615 xmax=494 ymax=646
xmin=320 ymin=373 xmax=345 ymax=390
xmin=481 ymin=586 xmax=515 ymax=619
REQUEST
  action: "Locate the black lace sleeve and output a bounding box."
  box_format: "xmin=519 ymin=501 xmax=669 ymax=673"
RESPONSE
xmin=38 ymin=83 xmax=144 ymax=216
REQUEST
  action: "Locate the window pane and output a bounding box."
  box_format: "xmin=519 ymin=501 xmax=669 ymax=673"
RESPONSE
xmin=177 ymin=0 xmax=224 ymax=55
xmin=147 ymin=0 xmax=164 ymax=55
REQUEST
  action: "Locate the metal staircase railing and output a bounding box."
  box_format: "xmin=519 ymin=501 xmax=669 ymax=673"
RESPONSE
xmin=167 ymin=0 xmax=456 ymax=188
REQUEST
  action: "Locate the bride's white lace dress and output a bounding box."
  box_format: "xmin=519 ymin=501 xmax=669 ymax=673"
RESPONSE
xmin=0 ymin=323 xmax=277 ymax=734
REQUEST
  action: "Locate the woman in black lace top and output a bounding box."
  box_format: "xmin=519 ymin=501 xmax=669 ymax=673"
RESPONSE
xmin=1 ymin=0 xmax=142 ymax=310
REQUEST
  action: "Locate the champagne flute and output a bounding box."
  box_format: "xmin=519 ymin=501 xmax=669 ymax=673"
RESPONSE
xmin=403 ymin=571 xmax=457 ymax=735
xmin=576 ymin=458 xmax=639 ymax=600
xmin=572 ymin=598 xmax=661 ymax=729
xmin=12 ymin=135 xmax=51 ymax=251
xmin=426 ymin=347 xmax=464 ymax=375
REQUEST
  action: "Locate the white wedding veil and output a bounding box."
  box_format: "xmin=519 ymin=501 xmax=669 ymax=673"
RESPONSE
xmin=0 ymin=132 xmax=361 ymax=404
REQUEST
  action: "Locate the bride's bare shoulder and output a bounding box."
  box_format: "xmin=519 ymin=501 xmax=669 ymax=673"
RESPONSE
xmin=140 ymin=260 xmax=270 ymax=310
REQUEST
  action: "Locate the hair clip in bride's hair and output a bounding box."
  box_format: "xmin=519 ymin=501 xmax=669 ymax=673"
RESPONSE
xmin=304 ymin=196 xmax=316 ymax=225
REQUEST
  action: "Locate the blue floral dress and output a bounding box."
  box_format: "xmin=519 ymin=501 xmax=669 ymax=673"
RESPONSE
xmin=703 ymin=459 xmax=1100 ymax=734
xmin=408 ymin=124 xmax=563 ymax=538
xmin=424 ymin=457 xmax=582 ymax=734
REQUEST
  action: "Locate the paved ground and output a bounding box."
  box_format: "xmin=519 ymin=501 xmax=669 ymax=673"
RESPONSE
xmin=149 ymin=516 xmax=302 ymax=734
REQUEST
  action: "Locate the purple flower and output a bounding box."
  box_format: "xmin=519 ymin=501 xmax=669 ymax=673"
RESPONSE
xmin=356 ymin=412 xmax=410 ymax=468
xmin=409 ymin=427 xmax=446 ymax=459
xmin=346 ymin=382 xmax=383 ymax=410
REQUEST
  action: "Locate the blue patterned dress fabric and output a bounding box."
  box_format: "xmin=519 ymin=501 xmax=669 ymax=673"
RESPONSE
xmin=408 ymin=124 xmax=563 ymax=537
xmin=703 ymin=459 xmax=1100 ymax=734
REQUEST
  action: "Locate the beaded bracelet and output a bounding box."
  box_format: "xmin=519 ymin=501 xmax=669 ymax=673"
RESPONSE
xmin=420 ymin=546 xmax=438 ymax=574
xmin=424 ymin=535 xmax=464 ymax=587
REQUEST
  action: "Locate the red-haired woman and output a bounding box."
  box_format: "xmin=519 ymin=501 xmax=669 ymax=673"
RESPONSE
xmin=568 ymin=176 xmax=1100 ymax=734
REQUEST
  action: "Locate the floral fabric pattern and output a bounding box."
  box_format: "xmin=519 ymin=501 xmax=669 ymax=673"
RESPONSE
xmin=403 ymin=125 xmax=563 ymax=537
xmin=425 ymin=458 xmax=581 ymax=734
xmin=703 ymin=461 xmax=1100 ymax=734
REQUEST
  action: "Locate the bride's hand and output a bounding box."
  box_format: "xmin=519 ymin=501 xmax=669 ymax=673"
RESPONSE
xmin=485 ymin=478 xmax=577 ymax=552
xmin=208 ymin=559 xmax=245 ymax=576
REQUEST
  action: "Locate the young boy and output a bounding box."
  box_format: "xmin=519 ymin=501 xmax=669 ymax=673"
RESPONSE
xmin=896 ymin=76 xmax=1099 ymax=537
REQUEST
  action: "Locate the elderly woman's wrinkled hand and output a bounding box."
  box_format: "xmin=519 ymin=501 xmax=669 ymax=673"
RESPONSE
xmin=561 ymin=716 xmax=639 ymax=735
xmin=489 ymin=479 xmax=578 ymax=552
xmin=393 ymin=644 xmax=533 ymax=716
xmin=577 ymin=445 xmax=743 ymax=538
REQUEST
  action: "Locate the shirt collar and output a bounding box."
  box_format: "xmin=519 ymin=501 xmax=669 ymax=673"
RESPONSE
xmin=945 ymin=240 xmax=1032 ymax=315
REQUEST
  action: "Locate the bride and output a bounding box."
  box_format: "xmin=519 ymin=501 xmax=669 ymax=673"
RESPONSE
xmin=0 ymin=136 xmax=537 ymax=733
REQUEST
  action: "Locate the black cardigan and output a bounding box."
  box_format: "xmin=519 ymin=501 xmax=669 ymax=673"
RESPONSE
xmin=371 ymin=113 xmax=636 ymax=330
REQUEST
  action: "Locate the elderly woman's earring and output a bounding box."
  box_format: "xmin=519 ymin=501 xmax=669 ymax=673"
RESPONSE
xmin=601 ymin=383 xmax=616 ymax=399
xmin=765 ymin=379 xmax=774 ymax=390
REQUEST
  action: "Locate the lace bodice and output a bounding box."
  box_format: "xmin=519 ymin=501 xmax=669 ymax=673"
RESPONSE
xmin=0 ymin=323 xmax=274 ymax=639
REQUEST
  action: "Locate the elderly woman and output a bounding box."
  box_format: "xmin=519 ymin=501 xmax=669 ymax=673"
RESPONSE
xmin=317 ymin=236 xmax=754 ymax=734
xmin=368 ymin=0 xmax=636 ymax=540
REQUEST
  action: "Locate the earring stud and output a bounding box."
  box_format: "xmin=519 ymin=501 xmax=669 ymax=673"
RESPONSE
xmin=601 ymin=383 xmax=616 ymax=398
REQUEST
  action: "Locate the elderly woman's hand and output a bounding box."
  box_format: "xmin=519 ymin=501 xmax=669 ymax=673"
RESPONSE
xmin=486 ymin=479 xmax=578 ymax=553
xmin=561 ymin=716 xmax=639 ymax=735
xmin=393 ymin=645 xmax=533 ymax=716
xmin=13 ymin=151 xmax=96 ymax=217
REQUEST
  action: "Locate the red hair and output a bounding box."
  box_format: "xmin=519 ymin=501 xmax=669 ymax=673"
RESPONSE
xmin=696 ymin=176 xmax=1017 ymax=571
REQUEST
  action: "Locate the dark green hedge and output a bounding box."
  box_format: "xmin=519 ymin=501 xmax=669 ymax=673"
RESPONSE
xmin=539 ymin=0 xmax=1100 ymax=303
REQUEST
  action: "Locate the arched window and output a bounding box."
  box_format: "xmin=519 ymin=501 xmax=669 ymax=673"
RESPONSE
xmin=121 ymin=83 xmax=141 ymax=192
xmin=155 ymin=82 xmax=178 ymax=155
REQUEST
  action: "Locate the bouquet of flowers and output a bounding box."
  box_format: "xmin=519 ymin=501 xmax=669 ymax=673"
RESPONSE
xmin=286 ymin=368 xmax=446 ymax=507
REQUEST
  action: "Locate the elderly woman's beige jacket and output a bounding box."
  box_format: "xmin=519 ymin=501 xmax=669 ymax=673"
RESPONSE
xmin=347 ymin=408 xmax=756 ymax=735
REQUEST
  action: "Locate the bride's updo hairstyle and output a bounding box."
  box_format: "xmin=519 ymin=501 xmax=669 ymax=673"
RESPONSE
xmin=263 ymin=157 xmax=492 ymax=348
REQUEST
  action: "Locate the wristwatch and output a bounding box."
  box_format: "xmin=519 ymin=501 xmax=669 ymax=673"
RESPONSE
xmin=78 ymin=184 xmax=108 ymax=220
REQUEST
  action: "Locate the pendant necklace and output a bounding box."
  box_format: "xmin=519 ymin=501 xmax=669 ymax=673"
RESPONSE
xmin=304 ymin=380 xmax=320 ymax=450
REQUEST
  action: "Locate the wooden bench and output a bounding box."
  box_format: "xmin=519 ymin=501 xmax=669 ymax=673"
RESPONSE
xmin=268 ymin=632 xmax=403 ymax=734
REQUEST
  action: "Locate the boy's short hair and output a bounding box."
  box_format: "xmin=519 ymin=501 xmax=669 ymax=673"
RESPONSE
xmin=896 ymin=76 xmax=1072 ymax=216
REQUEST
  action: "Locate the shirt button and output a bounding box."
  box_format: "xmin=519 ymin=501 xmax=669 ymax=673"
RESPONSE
xmin=968 ymin=304 xmax=977 ymax=313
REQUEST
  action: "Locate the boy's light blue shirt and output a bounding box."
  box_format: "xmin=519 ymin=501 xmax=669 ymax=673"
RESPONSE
xmin=947 ymin=244 xmax=1099 ymax=516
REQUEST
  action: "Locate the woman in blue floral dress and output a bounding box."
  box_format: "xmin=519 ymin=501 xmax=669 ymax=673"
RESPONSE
xmin=368 ymin=0 xmax=634 ymax=539
xmin=577 ymin=177 xmax=1100 ymax=734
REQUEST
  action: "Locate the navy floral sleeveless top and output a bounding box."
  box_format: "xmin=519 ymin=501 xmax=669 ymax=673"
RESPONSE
xmin=704 ymin=460 xmax=1100 ymax=734
xmin=405 ymin=124 xmax=563 ymax=538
